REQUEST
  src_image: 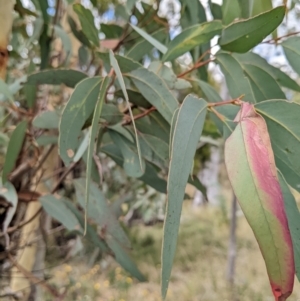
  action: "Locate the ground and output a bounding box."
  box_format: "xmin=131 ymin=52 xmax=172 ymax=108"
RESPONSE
xmin=48 ymin=202 xmax=300 ymax=301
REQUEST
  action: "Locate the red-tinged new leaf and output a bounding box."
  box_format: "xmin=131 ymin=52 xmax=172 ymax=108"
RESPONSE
xmin=225 ymin=103 xmax=294 ymax=301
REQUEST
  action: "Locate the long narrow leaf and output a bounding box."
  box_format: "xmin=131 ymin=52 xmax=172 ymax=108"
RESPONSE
xmin=109 ymin=50 xmax=143 ymax=171
xmin=162 ymin=95 xmax=207 ymax=299
xmin=85 ymin=76 xmax=110 ymax=233
xmin=130 ymin=24 xmax=168 ymax=54
xmin=225 ymin=103 xmax=294 ymax=301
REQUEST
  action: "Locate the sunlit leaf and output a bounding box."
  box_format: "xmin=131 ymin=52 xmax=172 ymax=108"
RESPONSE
xmin=219 ymin=6 xmax=285 ymax=53
xmin=162 ymin=21 xmax=222 ymax=62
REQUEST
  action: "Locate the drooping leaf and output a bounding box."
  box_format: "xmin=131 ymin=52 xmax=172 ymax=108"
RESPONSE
xmin=127 ymin=68 xmax=179 ymax=123
xmin=216 ymin=52 xmax=255 ymax=102
xmin=179 ymin=0 xmax=207 ymax=27
xmin=0 ymin=180 xmax=18 ymax=236
xmin=23 ymin=61 xmax=37 ymax=108
xmin=98 ymin=52 xmax=142 ymax=73
xmin=219 ymin=6 xmax=285 ymax=53
xmin=27 ymin=69 xmax=88 ymax=88
xmin=36 ymin=135 xmax=58 ymax=146
xmin=101 ymin=143 xmax=167 ymax=193
xmin=109 ymin=129 xmax=145 ymax=177
xmin=222 ymin=0 xmax=241 ymax=25
xmin=110 ymin=50 xmax=143 ymax=170
xmin=238 ymin=0 xmax=253 ymax=18
xmin=225 ymin=103 xmax=294 ymax=300
xmin=233 ymin=52 xmax=300 ymax=92
xmin=59 ymin=77 xmax=102 ymax=166
xmin=162 ymin=95 xmax=207 ymax=298
xmin=278 ymin=171 xmax=300 ymax=281
xmin=126 ymin=28 xmax=168 ymax=61
xmin=73 ymin=3 xmax=99 ymax=47
xmin=242 ymin=64 xmax=286 ymax=102
xmin=252 ymin=0 xmax=272 ymax=16
xmin=255 ymin=100 xmax=300 ymax=192
xmin=2 ymin=121 xmax=28 ymax=183
xmin=85 ymin=77 xmax=110 ymax=232
xmin=67 ymin=15 xmax=91 ymax=48
xmin=63 ymin=198 xmax=109 ymax=252
xmin=40 ymin=195 xmax=83 ymax=233
xmin=32 ymin=111 xmax=60 ymax=129
xmin=105 ymin=235 xmax=146 ymax=281
xmin=130 ymin=24 xmax=168 ymax=54
xmin=209 ymin=0 xmax=223 ymax=20
xmin=162 ymin=21 xmax=222 ymax=62
xmin=282 ymin=37 xmax=300 ymax=76
xmin=74 ymin=178 xmax=131 ymax=249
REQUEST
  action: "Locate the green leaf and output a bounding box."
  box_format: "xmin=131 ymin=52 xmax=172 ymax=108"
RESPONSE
xmin=169 ymin=108 xmax=179 ymax=158
xmin=73 ymin=130 xmax=90 ymax=163
xmin=139 ymin=133 xmax=169 ymax=167
xmin=219 ymin=6 xmax=285 ymax=53
xmin=126 ymin=28 xmax=168 ymax=61
xmin=40 ymin=195 xmax=83 ymax=233
xmin=27 ymin=69 xmax=88 ymax=88
xmin=238 ymin=0 xmax=253 ymax=18
xmin=63 ymin=199 xmax=109 ymax=252
xmin=180 ymin=0 xmax=207 ymax=27
xmin=105 ymin=235 xmax=146 ymax=281
xmin=0 ymin=79 xmax=14 ymax=104
xmin=242 ymin=64 xmax=286 ymax=102
xmin=255 ymin=100 xmax=300 ymax=192
xmin=100 ymin=24 xmax=123 ymax=39
xmin=252 ymin=0 xmax=272 ymax=16
xmin=73 ymin=3 xmax=99 ymax=47
xmin=278 ymin=171 xmax=300 ymax=281
xmin=2 ymin=121 xmax=28 ymax=183
xmin=209 ymin=0 xmax=223 ymax=20
xmin=23 ymin=61 xmax=37 ymax=108
xmin=101 ymin=104 xmax=123 ymax=125
xmin=32 ymin=111 xmax=60 ymax=129
xmin=282 ymin=37 xmax=300 ymax=76
xmin=127 ymin=68 xmax=179 ymax=123
xmin=74 ymin=178 xmax=131 ymax=249
xmin=130 ymin=24 xmax=168 ymax=54
xmin=163 ymin=21 xmax=222 ymax=62
xmin=162 ymin=95 xmax=207 ymax=298
xmin=148 ymin=61 xmax=191 ymax=90
xmin=109 ymin=130 xmax=145 ymax=178
xmin=101 ymin=143 xmax=167 ymax=193
xmin=222 ymin=0 xmax=241 ymax=25
xmin=233 ymin=52 xmax=300 ymax=92
xmin=59 ymin=77 xmax=102 ymax=166
xmin=98 ymin=52 xmax=142 ymax=73
xmin=110 ymin=50 xmax=143 ymax=171
xmin=216 ymin=52 xmax=255 ymax=102
xmin=0 ymin=180 xmax=18 ymax=235
xmin=37 ymin=0 xmax=49 ymax=22
xmin=67 ymin=15 xmax=91 ymax=48
xmin=85 ymin=77 xmax=110 ymax=232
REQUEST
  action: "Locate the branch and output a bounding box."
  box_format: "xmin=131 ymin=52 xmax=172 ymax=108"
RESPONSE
xmin=177 ymin=58 xmax=214 ymax=78
xmin=122 ymin=107 xmax=157 ymax=125
xmin=264 ymin=30 xmax=300 ymax=44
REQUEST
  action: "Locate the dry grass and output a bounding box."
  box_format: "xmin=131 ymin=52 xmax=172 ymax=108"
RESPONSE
xmin=47 ymin=202 xmax=300 ymax=301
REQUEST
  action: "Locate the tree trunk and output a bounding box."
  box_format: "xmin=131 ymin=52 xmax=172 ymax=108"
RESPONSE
xmin=0 ymin=0 xmax=15 ymax=80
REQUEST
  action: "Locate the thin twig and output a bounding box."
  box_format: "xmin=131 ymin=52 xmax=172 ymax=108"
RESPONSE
xmin=177 ymin=58 xmax=214 ymax=78
xmin=264 ymin=30 xmax=300 ymax=44
xmin=122 ymin=107 xmax=157 ymax=125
